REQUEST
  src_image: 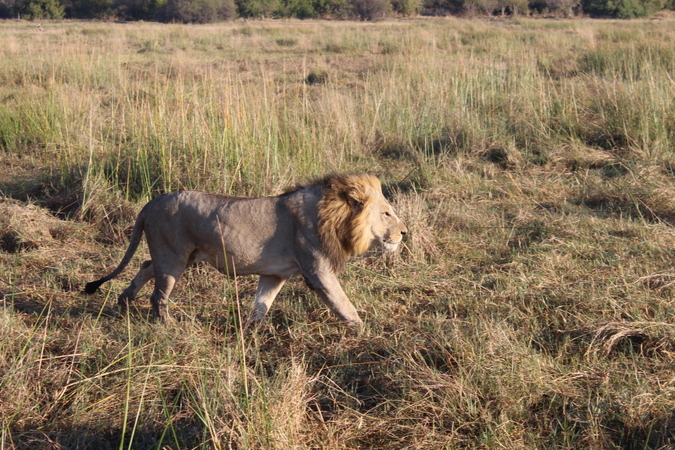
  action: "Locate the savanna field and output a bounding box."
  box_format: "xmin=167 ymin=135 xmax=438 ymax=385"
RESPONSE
xmin=1 ymin=16 xmax=675 ymax=449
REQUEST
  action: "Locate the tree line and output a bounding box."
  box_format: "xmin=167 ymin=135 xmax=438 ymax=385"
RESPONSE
xmin=0 ymin=0 xmax=672 ymax=25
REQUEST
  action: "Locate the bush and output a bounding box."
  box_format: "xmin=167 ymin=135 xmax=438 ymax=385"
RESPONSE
xmin=391 ymin=0 xmax=422 ymax=14
xmin=546 ymin=0 xmax=580 ymax=16
xmin=114 ymin=0 xmax=166 ymax=20
xmin=466 ymin=0 xmax=497 ymax=14
xmin=65 ymin=0 xmax=114 ymax=18
xmin=581 ymin=0 xmax=664 ymax=16
xmin=0 ymin=0 xmax=12 ymax=17
xmin=14 ymin=0 xmax=64 ymax=18
xmin=159 ymin=0 xmax=235 ymax=22
xmin=235 ymin=0 xmax=279 ymax=17
xmin=349 ymin=0 xmax=390 ymax=19
xmin=279 ymin=0 xmax=317 ymax=17
xmin=422 ymin=0 xmax=465 ymax=15
xmin=312 ymin=0 xmax=350 ymax=16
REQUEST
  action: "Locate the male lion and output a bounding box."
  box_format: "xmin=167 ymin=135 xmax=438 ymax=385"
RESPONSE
xmin=84 ymin=173 xmax=407 ymax=328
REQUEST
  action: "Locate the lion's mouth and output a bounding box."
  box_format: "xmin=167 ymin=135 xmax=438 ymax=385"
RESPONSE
xmin=380 ymin=238 xmax=401 ymax=252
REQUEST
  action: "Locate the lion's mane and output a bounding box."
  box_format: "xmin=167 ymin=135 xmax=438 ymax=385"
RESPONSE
xmin=316 ymin=173 xmax=381 ymax=273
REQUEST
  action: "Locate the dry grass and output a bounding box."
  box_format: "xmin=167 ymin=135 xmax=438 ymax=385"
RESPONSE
xmin=1 ymin=16 xmax=675 ymax=449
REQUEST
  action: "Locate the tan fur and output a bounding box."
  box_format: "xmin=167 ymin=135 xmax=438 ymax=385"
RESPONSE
xmin=84 ymin=173 xmax=407 ymax=328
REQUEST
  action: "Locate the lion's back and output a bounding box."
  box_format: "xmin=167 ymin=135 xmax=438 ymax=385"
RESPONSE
xmin=139 ymin=189 xmax=323 ymax=277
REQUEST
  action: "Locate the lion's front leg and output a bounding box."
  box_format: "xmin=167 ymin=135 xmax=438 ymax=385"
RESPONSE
xmin=250 ymin=275 xmax=288 ymax=322
xmin=302 ymin=267 xmax=363 ymax=329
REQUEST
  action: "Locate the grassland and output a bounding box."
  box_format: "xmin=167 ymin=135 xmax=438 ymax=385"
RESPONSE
xmin=1 ymin=15 xmax=675 ymax=449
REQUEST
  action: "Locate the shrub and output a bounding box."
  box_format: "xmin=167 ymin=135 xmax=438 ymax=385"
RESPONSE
xmin=65 ymin=0 xmax=114 ymax=18
xmin=0 ymin=0 xmax=12 ymax=17
xmin=391 ymin=0 xmax=422 ymax=15
xmin=14 ymin=0 xmax=64 ymax=18
xmin=546 ymin=0 xmax=580 ymax=16
xmin=235 ymin=0 xmax=279 ymax=17
xmin=581 ymin=0 xmax=664 ymax=17
xmin=279 ymin=0 xmax=317 ymax=18
xmin=312 ymin=0 xmax=350 ymax=16
xmin=159 ymin=0 xmax=235 ymax=22
xmin=466 ymin=0 xmax=498 ymax=14
xmin=422 ymin=0 xmax=465 ymax=15
xmin=114 ymin=0 xmax=166 ymax=20
xmin=349 ymin=0 xmax=390 ymax=19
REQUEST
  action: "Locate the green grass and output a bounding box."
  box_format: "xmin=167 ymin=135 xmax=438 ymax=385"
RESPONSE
xmin=1 ymin=16 xmax=675 ymax=449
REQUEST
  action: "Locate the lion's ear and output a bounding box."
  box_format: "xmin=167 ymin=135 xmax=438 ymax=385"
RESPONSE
xmin=346 ymin=186 xmax=366 ymax=210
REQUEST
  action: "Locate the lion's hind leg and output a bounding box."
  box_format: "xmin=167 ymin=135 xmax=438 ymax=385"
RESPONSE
xmin=118 ymin=259 xmax=154 ymax=313
xmin=148 ymin=256 xmax=194 ymax=323
xmin=149 ymin=273 xmax=178 ymax=323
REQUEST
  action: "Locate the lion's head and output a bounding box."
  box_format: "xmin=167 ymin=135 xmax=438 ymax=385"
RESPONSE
xmin=317 ymin=173 xmax=407 ymax=273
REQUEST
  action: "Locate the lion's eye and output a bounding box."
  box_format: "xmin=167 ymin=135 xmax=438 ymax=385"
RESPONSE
xmin=384 ymin=211 xmax=391 ymax=217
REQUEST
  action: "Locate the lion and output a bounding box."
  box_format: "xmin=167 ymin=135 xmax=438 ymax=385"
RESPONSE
xmin=84 ymin=173 xmax=407 ymax=328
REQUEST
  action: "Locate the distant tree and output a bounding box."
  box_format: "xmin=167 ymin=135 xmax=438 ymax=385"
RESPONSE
xmin=349 ymin=0 xmax=390 ymax=18
xmin=492 ymin=0 xmax=527 ymax=14
xmin=114 ymin=0 xmax=165 ymax=20
xmin=527 ymin=0 xmax=546 ymax=11
xmin=422 ymin=0 xmax=465 ymax=14
xmin=279 ymin=0 xmax=316 ymax=17
xmin=581 ymin=0 xmax=664 ymax=16
xmin=159 ymin=0 xmax=235 ymax=21
xmin=0 ymin=0 xmax=13 ymax=17
xmin=310 ymin=0 xmax=349 ymax=16
xmin=235 ymin=0 xmax=279 ymax=17
xmin=547 ymin=0 xmax=578 ymax=15
xmin=14 ymin=0 xmax=64 ymax=18
xmin=64 ymin=0 xmax=114 ymax=18
xmin=467 ymin=0 xmax=497 ymax=14
xmin=508 ymin=0 xmax=528 ymax=13
xmin=391 ymin=0 xmax=421 ymax=14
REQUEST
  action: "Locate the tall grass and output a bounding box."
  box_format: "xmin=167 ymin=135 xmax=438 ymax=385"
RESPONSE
xmin=1 ymin=16 xmax=675 ymax=449
xmin=2 ymin=19 xmax=674 ymax=199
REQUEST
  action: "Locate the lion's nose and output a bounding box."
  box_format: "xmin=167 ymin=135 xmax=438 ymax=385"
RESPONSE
xmin=401 ymin=230 xmax=407 ymax=236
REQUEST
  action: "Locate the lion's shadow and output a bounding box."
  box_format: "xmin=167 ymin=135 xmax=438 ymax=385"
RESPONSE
xmin=0 ymin=287 xmax=120 ymax=320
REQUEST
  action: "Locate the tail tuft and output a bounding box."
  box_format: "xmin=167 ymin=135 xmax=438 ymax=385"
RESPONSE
xmin=84 ymin=279 xmax=105 ymax=294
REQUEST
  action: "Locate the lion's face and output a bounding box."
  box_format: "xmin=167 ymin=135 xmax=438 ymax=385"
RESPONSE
xmin=366 ymin=193 xmax=407 ymax=252
xmin=318 ymin=173 xmax=408 ymax=272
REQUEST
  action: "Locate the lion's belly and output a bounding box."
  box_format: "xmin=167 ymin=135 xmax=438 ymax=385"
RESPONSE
xmin=237 ymin=258 xmax=301 ymax=278
xmin=193 ymin=249 xmax=300 ymax=279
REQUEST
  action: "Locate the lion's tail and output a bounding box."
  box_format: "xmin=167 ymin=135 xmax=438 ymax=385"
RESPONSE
xmin=84 ymin=210 xmax=146 ymax=294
